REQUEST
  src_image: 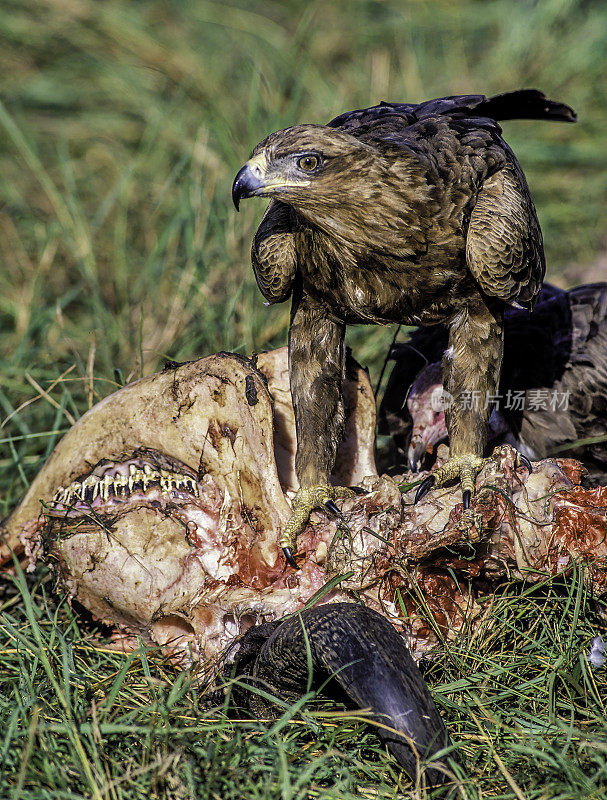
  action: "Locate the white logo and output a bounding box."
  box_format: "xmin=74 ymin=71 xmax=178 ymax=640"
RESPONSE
xmin=430 ymin=387 xmax=453 ymax=412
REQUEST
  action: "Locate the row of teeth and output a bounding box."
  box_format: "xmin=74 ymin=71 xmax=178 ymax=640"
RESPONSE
xmin=52 ymin=464 xmax=199 ymax=506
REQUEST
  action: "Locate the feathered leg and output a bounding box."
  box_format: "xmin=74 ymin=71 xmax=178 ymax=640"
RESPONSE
xmin=282 ymin=291 xmax=354 ymax=566
xmin=446 ymin=295 xmax=503 ymax=458
xmin=416 ymin=295 xmax=511 ymax=505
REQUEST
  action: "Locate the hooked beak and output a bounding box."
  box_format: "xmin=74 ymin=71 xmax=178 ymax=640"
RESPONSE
xmin=407 ymin=417 xmax=447 ymax=472
xmin=232 ymin=156 xmax=267 ymax=211
xmin=408 ymin=440 xmax=431 ymax=473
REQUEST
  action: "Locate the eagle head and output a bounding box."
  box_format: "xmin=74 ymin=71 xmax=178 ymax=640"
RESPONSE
xmin=232 ymin=125 xmax=379 ymax=217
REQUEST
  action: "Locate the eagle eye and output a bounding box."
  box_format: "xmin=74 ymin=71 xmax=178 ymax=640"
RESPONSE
xmin=297 ymin=154 xmax=320 ymax=172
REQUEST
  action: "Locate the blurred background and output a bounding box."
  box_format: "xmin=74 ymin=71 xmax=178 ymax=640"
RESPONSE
xmin=1 ymin=0 xmax=605 ymax=512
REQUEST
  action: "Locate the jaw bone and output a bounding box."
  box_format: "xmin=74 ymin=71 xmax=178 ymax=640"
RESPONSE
xmin=1 ymin=352 xmax=291 ymax=566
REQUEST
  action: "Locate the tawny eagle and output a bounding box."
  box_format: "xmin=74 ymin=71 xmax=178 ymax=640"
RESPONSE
xmin=232 ymin=89 xmax=576 ymax=567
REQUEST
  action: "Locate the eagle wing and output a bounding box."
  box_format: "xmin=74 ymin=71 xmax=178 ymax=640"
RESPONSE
xmin=466 ymin=162 xmax=545 ymax=309
xmin=251 ymin=200 xmax=298 ymax=303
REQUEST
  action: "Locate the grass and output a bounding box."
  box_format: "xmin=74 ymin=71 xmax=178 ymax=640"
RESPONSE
xmin=1 ymin=0 xmax=606 ymax=797
xmin=1 ymin=562 xmax=606 ymax=798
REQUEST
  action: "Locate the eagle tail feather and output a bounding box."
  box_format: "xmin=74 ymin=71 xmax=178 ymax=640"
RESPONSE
xmin=478 ymin=89 xmax=577 ymax=123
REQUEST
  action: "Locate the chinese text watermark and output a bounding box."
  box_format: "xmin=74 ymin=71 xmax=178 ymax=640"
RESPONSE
xmin=431 ymin=388 xmax=570 ymax=413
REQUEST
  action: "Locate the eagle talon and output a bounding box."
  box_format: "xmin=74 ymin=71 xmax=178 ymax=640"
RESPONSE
xmin=279 ymin=484 xmax=356 ymax=565
xmin=415 ymin=454 xmax=486 ymax=506
xmin=414 ymin=475 xmax=436 ymax=504
xmin=324 ymin=499 xmax=342 ymax=517
xmin=517 ymin=453 xmax=533 ymax=474
xmin=282 ymin=546 xmax=300 ymax=570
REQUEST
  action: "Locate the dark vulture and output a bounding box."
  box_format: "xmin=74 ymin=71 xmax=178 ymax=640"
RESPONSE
xmin=378 ymin=282 xmax=607 ymax=485
xmin=233 ymin=89 xmax=576 ymax=566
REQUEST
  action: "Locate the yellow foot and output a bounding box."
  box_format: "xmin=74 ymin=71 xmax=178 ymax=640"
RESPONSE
xmin=280 ymin=485 xmax=356 ymax=569
xmin=414 ymin=451 xmax=532 ymax=509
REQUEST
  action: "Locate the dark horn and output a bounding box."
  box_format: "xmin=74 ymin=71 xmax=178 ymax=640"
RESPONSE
xmin=232 ymin=603 xmax=459 ymax=786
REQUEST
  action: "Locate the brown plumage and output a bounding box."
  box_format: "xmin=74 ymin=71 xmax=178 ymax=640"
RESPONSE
xmin=379 ymin=282 xmax=607 ymax=484
xmin=232 ymin=89 xmax=576 ymax=565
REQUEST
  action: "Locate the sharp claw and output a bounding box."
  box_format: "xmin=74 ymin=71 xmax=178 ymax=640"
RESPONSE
xmin=324 ymin=500 xmax=341 ymax=517
xmin=414 ymin=475 xmax=435 ymax=504
xmin=517 ymin=453 xmax=533 ymax=474
xmin=349 ymin=486 xmax=366 ymax=495
xmin=282 ymin=547 xmax=300 ymax=570
xmin=462 ymin=489 xmax=471 ymax=510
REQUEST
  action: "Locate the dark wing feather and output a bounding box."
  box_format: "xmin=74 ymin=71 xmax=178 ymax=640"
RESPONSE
xmin=326 ymin=94 xmax=488 ymax=133
xmin=327 ymin=90 xmax=575 ymax=135
xmin=251 ymin=200 xmax=298 ymax=303
xmin=466 ymin=163 xmax=545 ymax=308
